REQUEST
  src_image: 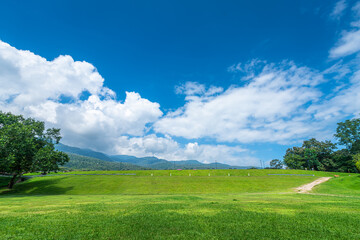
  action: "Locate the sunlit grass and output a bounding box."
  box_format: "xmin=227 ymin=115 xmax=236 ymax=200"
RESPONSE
xmin=0 ymin=170 xmax=359 ymax=239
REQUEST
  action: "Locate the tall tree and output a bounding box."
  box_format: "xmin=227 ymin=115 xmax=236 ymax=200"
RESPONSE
xmin=0 ymin=112 xmax=69 ymax=188
xmin=334 ymin=118 xmax=360 ymax=154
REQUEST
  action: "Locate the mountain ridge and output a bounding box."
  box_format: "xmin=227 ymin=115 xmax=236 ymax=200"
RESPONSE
xmin=56 ymin=143 xmax=255 ymax=170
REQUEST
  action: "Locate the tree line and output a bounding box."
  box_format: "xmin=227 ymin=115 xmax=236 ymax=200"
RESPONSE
xmin=281 ymin=118 xmax=360 ymax=173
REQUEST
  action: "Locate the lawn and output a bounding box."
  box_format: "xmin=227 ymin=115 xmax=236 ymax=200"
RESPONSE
xmin=312 ymin=174 xmax=360 ymax=196
xmin=0 ymin=170 xmax=359 ymax=240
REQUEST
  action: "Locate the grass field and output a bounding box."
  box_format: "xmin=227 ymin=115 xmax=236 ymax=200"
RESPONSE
xmin=1 ymin=170 xmax=360 ymax=239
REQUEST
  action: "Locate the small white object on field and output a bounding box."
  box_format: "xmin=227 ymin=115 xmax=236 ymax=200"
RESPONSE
xmin=170 ymin=173 xmax=172 ymax=176
xmin=228 ymin=173 xmax=230 ymax=176
xmin=189 ymin=173 xmax=191 ymax=176
xmin=151 ymin=173 xmax=153 ymax=176
xmin=248 ymin=173 xmax=250 ymax=176
xmin=208 ymin=173 xmax=210 ymax=176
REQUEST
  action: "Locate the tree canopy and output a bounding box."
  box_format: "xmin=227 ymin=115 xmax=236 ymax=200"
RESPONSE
xmin=269 ymin=159 xmax=283 ymax=169
xmin=334 ymin=118 xmax=360 ymax=154
xmin=0 ymin=112 xmax=69 ymax=188
xmin=283 ymin=118 xmax=360 ymax=173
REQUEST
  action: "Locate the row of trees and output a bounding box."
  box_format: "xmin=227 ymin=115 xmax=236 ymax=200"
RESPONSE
xmin=283 ymin=118 xmax=360 ymax=173
xmin=0 ymin=112 xmax=69 ymax=188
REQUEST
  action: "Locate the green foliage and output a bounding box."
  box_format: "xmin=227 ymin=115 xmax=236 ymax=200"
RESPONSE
xmin=284 ymin=138 xmax=338 ymax=171
xmin=283 ymin=137 xmax=358 ymax=172
xmin=334 ymin=118 xmax=360 ymax=154
xmin=269 ymin=159 xmax=283 ymax=169
xmin=0 ymin=111 xmax=69 ymax=188
xmin=354 ymin=154 xmax=360 ymax=172
xmin=0 ymin=177 xmax=9 ymax=188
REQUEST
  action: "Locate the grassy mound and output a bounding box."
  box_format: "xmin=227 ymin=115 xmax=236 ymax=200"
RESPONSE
xmin=1 ymin=170 xmax=359 ymax=239
xmin=312 ymin=175 xmax=360 ymax=196
xmin=5 ymin=175 xmax=317 ymax=195
xmin=2 ymin=169 xmax=344 ymax=195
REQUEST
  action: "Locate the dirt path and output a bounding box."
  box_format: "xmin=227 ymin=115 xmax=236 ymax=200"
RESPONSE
xmin=295 ymin=177 xmax=332 ymax=193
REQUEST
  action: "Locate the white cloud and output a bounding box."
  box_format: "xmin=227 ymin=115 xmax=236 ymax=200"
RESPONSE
xmin=175 ymin=81 xmax=223 ymax=99
xmin=0 ymin=40 xmax=162 ymax=153
xmin=329 ymin=1 xmax=360 ymax=58
xmin=0 ymin=40 xmax=258 ymax=166
xmin=155 ymin=61 xmax=327 ymax=144
xmin=2 ymin=15 xmax=360 ymax=168
xmin=329 ymin=29 xmax=360 ymax=58
xmin=309 ymin=68 xmax=360 ymax=120
xmin=113 ymin=134 xmax=254 ymax=166
xmin=330 ymin=0 xmax=347 ymax=20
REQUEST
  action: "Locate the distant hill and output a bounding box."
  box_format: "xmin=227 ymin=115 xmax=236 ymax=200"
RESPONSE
xmin=110 ymin=155 xmax=251 ymax=170
xmin=56 ymin=143 xmax=255 ymax=170
xmin=63 ymin=153 xmax=147 ymax=171
xmin=55 ymin=143 xmax=114 ymax=162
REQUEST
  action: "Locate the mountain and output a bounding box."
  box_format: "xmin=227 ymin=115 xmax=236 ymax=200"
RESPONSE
xmin=110 ymin=155 xmax=250 ymax=170
xmin=55 ymin=143 xmax=114 ymax=162
xmin=55 ymin=144 xmax=146 ymax=170
xmin=56 ymin=143 xmax=254 ymax=170
xmin=63 ymin=153 xmax=147 ymax=171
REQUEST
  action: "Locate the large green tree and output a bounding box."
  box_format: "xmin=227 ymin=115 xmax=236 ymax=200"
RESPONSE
xmin=0 ymin=112 xmax=69 ymax=188
xmin=283 ymin=138 xmax=336 ymax=171
xmin=334 ymin=118 xmax=360 ymax=154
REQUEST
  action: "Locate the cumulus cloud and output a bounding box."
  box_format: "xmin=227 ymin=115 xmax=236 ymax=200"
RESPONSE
xmin=2 ymin=7 xmax=360 ymax=168
xmin=0 ymin=40 xmax=256 ymax=166
xmin=0 ymin=40 xmax=162 ymax=152
xmin=113 ymin=134 xmax=254 ymax=165
xmin=155 ymin=61 xmax=328 ymax=144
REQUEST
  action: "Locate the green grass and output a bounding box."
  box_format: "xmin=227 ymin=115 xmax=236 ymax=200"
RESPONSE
xmin=312 ymin=175 xmax=360 ymax=196
xmin=4 ymin=175 xmax=316 ymax=195
xmin=0 ymin=193 xmax=360 ymax=239
xmin=24 ymin=168 xmax=353 ymax=177
xmin=1 ymin=170 xmax=360 ymax=240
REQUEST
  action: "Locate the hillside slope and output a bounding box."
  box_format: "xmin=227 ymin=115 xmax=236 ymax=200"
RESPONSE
xmin=4 ymin=171 xmax=321 ymax=195
xmin=63 ymin=153 xmax=147 ymax=171
xmin=55 ymin=143 xmax=114 ymax=162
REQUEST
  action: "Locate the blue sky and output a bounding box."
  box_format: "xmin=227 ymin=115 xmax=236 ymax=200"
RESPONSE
xmin=1 ymin=0 xmax=360 ymax=166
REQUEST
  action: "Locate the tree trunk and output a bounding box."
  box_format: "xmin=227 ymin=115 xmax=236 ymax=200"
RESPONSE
xmin=8 ymin=174 xmax=17 ymax=189
xmin=15 ymin=174 xmax=24 ymax=184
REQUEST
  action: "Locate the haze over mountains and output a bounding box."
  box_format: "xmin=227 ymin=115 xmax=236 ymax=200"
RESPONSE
xmin=55 ymin=143 xmax=254 ymax=170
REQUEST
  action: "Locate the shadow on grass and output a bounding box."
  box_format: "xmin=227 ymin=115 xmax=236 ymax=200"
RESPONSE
xmin=0 ymin=177 xmax=11 ymax=189
xmin=0 ymin=177 xmax=73 ymax=196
